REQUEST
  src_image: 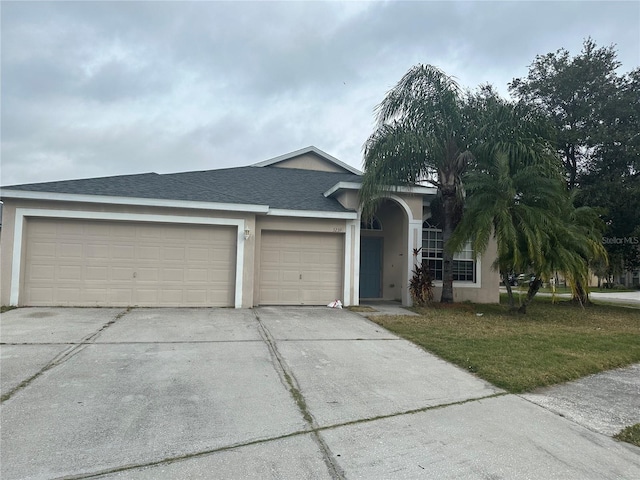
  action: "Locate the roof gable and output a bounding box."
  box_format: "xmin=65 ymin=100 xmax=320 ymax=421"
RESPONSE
xmin=252 ymin=146 xmax=362 ymax=175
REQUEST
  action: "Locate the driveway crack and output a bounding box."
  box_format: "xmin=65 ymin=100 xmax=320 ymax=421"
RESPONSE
xmin=1 ymin=308 xmax=132 ymax=403
xmin=252 ymin=310 xmax=346 ymax=480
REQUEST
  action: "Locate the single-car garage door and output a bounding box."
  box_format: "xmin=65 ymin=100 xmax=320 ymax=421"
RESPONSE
xmin=23 ymin=218 xmax=236 ymax=307
xmin=259 ymin=231 xmax=343 ymax=305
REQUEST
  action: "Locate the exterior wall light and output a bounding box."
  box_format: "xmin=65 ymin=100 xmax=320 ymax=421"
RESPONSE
xmin=244 ymin=228 xmax=251 ymax=240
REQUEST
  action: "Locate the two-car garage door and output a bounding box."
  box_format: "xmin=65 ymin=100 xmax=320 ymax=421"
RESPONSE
xmin=23 ymin=218 xmax=236 ymax=307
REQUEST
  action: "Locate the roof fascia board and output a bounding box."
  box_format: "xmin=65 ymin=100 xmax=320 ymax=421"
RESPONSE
xmin=267 ymin=208 xmax=358 ymax=219
xmin=252 ymin=146 xmax=363 ymax=175
xmin=323 ymin=182 xmax=437 ymax=198
xmin=1 ymin=190 xmax=270 ymax=213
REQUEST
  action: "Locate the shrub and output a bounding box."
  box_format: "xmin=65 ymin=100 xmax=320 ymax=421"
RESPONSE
xmin=410 ymin=263 xmax=434 ymax=306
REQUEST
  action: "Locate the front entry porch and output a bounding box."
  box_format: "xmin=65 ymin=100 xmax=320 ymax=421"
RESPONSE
xmin=358 ymin=197 xmax=423 ymax=305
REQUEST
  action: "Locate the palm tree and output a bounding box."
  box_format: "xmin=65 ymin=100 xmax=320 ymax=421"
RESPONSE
xmin=449 ymin=93 xmax=608 ymax=312
xmin=448 ymin=93 xmax=567 ymax=311
xmin=541 ymin=196 xmax=608 ymax=308
xmin=360 ymin=64 xmax=473 ymax=303
xmin=448 ymin=151 xmax=566 ymax=311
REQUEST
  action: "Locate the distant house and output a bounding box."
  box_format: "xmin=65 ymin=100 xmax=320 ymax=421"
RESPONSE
xmin=0 ymin=146 xmax=499 ymax=308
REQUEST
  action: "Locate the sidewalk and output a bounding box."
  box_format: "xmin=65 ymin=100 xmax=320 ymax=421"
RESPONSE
xmin=522 ymin=363 xmax=640 ymax=436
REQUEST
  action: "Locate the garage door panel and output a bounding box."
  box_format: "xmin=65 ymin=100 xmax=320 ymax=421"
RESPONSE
xmin=29 ymin=265 xmax=55 ymax=280
xmin=28 ymin=287 xmax=53 ymax=303
xmin=59 ymin=265 xmax=82 ymax=280
xmin=86 ymin=244 xmax=109 ymax=259
xmin=186 ymin=268 xmax=208 ymax=282
xmin=210 ymin=269 xmax=234 ymax=283
xmin=302 ymin=288 xmax=336 ymax=303
xmin=58 ymin=244 xmax=83 ymax=258
xmin=29 ymin=221 xmax=56 ymax=235
xmin=164 ymin=247 xmax=185 ymax=261
xmin=281 ymin=269 xmax=300 ymax=282
xmin=109 ymin=289 xmax=132 ymax=304
xmin=164 ymin=229 xmax=187 ymax=241
xmin=186 ymin=290 xmax=207 ymax=304
xmin=23 ymin=219 xmax=236 ymax=307
xmin=187 ymin=247 xmax=209 ymax=262
xmin=110 ymin=266 xmax=134 ymax=281
xmin=59 ymin=223 xmax=84 ymax=235
xmin=30 ymin=241 xmax=56 ymax=257
xmin=58 ymin=288 xmax=81 ymax=303
xmin=85 ymin=224 xmax=111 ymax=237
xmin=162 ymin=268 xmax=184 ymax=282
xmin=281 ymin=251 xmax=301 ymax=264
xmin=112 ymin=245 xmax=135 ymax=259
xmin=111 ymin=224 xmax=136 ymax=238
xmin=84 ymin=289 xmax=108 ymax=303
xmin=137 ymin=268 xmax=159 ymax=281
xmin=86 ymin=266 xmax=108 ymax=281
xmin=259 ymin=231 xmax=343 ymax=305
xmin=138 ymin=246 xmax=160 ymax=260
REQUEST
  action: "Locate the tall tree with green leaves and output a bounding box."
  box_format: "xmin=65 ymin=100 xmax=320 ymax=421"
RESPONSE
xmin=510 ymin=39 xmax=639 ymax=289
xmin=509 ymin=38 xmax=621 ymax=190
xmin=360 ymin=64 xmax=473 ymax=303
xmin=578 ymin=67 xmax=640 ymax=281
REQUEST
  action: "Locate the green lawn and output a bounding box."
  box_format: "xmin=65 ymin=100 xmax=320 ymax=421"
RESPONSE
xmin=369 ymin=298 xmax=640 ymax=393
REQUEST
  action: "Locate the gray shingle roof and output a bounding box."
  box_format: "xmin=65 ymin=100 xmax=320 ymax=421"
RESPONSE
xmin=1 ymin=166 xmax=363 ymax=213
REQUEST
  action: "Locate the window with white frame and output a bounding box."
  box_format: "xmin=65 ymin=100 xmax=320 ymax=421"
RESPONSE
xmin=422 ymin=219 xmax=476 ymax=282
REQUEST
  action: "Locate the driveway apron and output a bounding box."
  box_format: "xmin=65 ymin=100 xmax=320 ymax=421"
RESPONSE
xmin=1 ymin=306 xmax=639 ymax=479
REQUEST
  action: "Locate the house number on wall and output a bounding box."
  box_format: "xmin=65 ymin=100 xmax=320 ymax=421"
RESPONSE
xmin=332 ymin=227 xmax=344 ymax=233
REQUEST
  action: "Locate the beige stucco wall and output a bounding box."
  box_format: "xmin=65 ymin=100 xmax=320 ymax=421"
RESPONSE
xmin=334 ymin=190 xmax=360 ymax=211
xmin=271 ymin=153 xmax=348 ymax=173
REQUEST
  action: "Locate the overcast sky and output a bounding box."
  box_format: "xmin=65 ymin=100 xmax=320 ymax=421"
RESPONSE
xmin=2 ymin=1 xmax=639 ymax=186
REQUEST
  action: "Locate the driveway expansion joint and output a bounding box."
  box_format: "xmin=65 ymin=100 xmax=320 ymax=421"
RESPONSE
xmin=314 ymin=392 xmax=509 ymax=433
xmin=48 ymin=392 xmax=508 ymax=479
xmin=252 ymin=310 xmax=346 ymax=480
xmin=0 ymin=307 xmax=131 ymax=403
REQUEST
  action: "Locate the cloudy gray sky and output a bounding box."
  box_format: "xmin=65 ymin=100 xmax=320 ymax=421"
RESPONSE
xmin=2 ymin=1 xmax=639 ymax=186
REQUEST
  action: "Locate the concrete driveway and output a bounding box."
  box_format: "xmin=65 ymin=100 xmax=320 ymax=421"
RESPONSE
xmin=1 ymin=307 xmax=639 ymax=479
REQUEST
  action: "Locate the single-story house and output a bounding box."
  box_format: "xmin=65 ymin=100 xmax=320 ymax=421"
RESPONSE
xmin=0 ymin=146 xmax=499 ymax=308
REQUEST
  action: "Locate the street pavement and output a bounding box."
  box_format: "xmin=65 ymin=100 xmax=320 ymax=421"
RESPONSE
xmin=1 ymin=306 xmax=639 ymax=479
xmin=499 ymin=287 xmax=640 ymax=307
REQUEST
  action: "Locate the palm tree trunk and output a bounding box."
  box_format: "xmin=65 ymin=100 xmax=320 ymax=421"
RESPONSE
xmin=571 ymin=280 xmax=591 ymax=306
xmin=517 ymin=277 xmax=542 ymax=314
xmin=502 ymin=272 xmax=516 ymax=311
xmin=440 ymin=185 xmax=457 ymax=303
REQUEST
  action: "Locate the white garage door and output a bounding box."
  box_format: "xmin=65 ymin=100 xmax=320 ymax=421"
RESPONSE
xmin=23 ymin=218 xmax=236 ymax=307
xmin=259 ymin=231 xmax=343 ymax=305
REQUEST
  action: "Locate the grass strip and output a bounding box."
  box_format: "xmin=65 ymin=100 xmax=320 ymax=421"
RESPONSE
xmin=614 ymin=424 xmax=640 ymax=447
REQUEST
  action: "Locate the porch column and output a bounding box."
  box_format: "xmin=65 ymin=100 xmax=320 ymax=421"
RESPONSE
xmin=405 ymin=219 xmax=423 ymax=306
